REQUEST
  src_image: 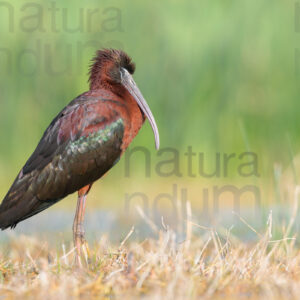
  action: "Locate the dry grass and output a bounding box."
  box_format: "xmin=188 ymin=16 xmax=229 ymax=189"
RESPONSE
xmin=0 ymin=189 xmax=299 ymax=300
xmin=0 ymin=216 xmax=298 ymax=300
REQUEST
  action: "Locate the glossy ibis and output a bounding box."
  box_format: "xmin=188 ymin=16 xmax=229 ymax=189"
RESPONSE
xmin=0 ymin=49 xmax=160 ymax=266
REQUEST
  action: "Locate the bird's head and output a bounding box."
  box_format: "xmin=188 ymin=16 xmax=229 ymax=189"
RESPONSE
xmin=89 ymin=48 xmax=159 ymax=150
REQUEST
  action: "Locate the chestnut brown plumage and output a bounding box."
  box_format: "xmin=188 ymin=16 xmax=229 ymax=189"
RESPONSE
xmin=0 ymin=49 xmax=160 ymax=266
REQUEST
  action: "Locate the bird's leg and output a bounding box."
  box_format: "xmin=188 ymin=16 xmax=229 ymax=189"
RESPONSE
xmin=73 ymin=185 xmax=91 ymax=267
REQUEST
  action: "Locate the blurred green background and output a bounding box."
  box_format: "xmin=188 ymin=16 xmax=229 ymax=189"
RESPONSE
xmin=0 ymin=0 xmax=298 ymax=215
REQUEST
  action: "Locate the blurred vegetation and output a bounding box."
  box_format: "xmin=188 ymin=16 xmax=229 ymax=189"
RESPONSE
xmin=0 ymin=0 xmax=298 ymax=208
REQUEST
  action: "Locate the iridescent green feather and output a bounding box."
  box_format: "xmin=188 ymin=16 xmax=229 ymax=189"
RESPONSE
xmin=67 ymin=118 xmax=124 ymax=156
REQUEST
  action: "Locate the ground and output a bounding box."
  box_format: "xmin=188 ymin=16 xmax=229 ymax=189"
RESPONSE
xmin=0 ymin=216 xmax=299 ymax=300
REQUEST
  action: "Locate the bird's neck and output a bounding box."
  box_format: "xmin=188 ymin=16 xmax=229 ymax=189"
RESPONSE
xmin=119 ymin=89 xmax=145 ymax=152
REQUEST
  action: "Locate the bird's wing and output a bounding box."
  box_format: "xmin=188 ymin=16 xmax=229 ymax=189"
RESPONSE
xmin=0 ymin=93 xmax=125 ymax=228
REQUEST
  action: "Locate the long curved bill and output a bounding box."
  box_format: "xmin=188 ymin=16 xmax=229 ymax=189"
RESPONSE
xmin=121 ymin=68 xmax=160 ymax=150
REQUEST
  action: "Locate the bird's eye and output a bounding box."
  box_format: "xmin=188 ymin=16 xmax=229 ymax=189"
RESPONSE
xmin=109 ymin=67 xmax=122 ymax=83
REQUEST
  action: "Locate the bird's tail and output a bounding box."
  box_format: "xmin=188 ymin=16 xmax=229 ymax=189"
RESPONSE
xmin=0 ymin=174 xmax=55 ymax=229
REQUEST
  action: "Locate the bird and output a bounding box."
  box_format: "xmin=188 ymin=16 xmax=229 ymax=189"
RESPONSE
xmin=0 ymin=49 xmax=160 ymax=266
